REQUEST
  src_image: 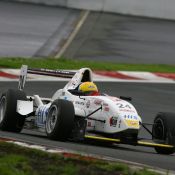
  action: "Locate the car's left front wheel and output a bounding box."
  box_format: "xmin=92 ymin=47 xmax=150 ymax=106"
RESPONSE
xmin=45 ymin=99 xmax=75 ymax=141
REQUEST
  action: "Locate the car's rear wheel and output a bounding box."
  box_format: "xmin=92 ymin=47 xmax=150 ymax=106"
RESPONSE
xmin=152 ymin=112 xmax=175 ymax=154
xmin=0 ymin=89 xmax=27 ymax=132
xmin=45 ymin=99 xmax=75 ymax=141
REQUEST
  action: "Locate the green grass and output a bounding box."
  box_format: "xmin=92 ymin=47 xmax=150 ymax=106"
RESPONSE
xmin=0 ymin=142 xmax=160 ymax=175
xmin=0 ymin=57 xmax=175 ymax=72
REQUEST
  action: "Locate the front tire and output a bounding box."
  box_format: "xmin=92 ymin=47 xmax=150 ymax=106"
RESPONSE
xmin=152 ymin=112 xmax=175 ymax=155
xmin=46 ymin=99 xmax=75 ymax=141
xmin=0 ymin=89 xmax=27 ymax=132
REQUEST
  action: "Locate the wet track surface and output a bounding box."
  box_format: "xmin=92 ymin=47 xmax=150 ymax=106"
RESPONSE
xmin=64 ymin=12 xmax=175 ymax=64
xmin=0 ymin=81 xmax=175 ymax=171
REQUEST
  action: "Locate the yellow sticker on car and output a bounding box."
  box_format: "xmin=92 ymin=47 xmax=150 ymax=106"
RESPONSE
xmin=125 ymin=119 xmax=139 ymax=128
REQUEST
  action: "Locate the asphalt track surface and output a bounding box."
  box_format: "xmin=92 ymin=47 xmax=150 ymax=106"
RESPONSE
xmin=1 ymin=1 xmax=175 ymax=64
xmin=0 ymin=81 xmax=175 ymax=171
xmin=64 ymin=12 xmax=175 ymax=64
xmin=0 ymin=1 xmax=80 ymax=57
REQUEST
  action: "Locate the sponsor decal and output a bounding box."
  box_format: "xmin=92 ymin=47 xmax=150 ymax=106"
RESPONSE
xmin=118 ymin=120 xmax=122 ymax=128
xmin=103 ymin=103 xmax=108 ymax=106
xmin=88 ymin=85 xmax=95 ymax=89
xmin=75 ymin=101 xmax=85 ymax=105
xmin=109 ymin=116 xmax=118 ymax=127
xmin=94 ymin=99 xmax=103 ymax=106
xmin=125 ymin=119 xmax=139 ymax=128
xmin=37 ymin=106 xmax=48 ymax=125
xmin=71 ymin=80 xmax=76 ymax=86
xmin=67 ymin=79 xmax=77 ymax=88
xmin=103 ymin=103 xmax=109 ymax=111
xmin=119 ymin=109 xmax=135 ymax=113
xmin=124 ymin=115 xmax=138 ymax=120
xmin=124 ymin=115 xmax=139 ymax=128
xmin=104 ymin=107 xmax=109 ymax=112
xmin=86 ymin=100 xmax=90 ymax=108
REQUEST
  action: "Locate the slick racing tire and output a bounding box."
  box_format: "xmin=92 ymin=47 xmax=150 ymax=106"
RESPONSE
xmin=46 ymin=99 xmax=75 ymax=141
xmin=152 ymin=112 xmax=175 ymax=155
xmin=0 ymin=89 xmax=27 ymax=132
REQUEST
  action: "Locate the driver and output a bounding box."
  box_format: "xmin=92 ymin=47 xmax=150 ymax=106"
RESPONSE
xmin=78 ymin=82 xmax=99 ymax=96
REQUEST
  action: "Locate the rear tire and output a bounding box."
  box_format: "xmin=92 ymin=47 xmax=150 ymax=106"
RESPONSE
xmin=152 ymin=112 xmax=175 ymax=155
xmin=46 ymin=99 xmax=75 ymax=141
xmin=0 ymin=89 xmax=27 ymax=132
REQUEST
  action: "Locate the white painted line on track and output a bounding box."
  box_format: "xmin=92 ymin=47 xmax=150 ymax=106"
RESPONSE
xmin=55 ymin=10 xmax=89 ymax=58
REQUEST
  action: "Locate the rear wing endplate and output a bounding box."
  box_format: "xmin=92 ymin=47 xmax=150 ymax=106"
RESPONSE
xmin=18 ymin=65 xmax=76 ymax=90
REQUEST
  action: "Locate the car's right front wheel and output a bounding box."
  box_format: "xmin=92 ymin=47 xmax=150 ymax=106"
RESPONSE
xmin=152 ymin=112 xmax=175 ymax=155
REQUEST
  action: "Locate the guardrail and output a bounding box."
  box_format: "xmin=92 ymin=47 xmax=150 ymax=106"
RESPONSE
xmin=5 ymin=0 xmax=175 ymax=20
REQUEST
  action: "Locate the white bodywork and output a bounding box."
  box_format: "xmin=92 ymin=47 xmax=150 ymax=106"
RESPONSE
xmin=17 ymin=67 xmax=142 ymax=134
xmin=17 ymin=100 xmax=33 ymax=115
xmin=53 ymin=91 xmax=141 ymax=133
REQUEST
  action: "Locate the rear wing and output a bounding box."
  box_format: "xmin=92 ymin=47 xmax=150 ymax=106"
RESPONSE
xmin=18 ymin=65 xmax=76 ymax=90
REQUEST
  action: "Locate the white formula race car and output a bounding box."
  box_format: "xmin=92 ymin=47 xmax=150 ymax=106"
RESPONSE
xmin=0 ymin=65 xmax=175 ymax=155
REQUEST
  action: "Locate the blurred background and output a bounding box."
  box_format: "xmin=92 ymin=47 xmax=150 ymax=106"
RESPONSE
xmin=1 ymin=0 xmax=175 ymax=64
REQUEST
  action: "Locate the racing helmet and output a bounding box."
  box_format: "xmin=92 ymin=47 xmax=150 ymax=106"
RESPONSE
xmin=78 ymin=82 xmax=98 ymax=94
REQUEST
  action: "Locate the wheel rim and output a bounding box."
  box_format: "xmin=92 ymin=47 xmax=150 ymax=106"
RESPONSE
xmin=46 ymin=105 xmax=58 ymax=134
xmin=0 ymin=96 xmax=6 ymax=123
xmin=153 ymin=118 xmax=165 ymax=140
